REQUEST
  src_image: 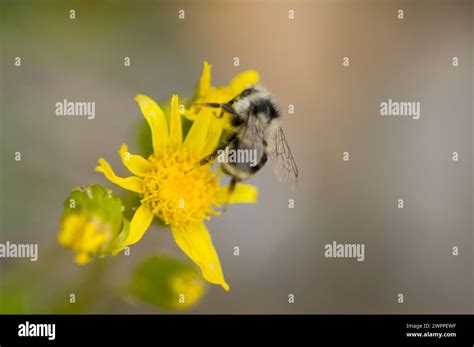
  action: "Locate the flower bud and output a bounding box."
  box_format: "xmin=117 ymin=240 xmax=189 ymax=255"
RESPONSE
xmin=58 ymin=184 xmax=129 ymax=264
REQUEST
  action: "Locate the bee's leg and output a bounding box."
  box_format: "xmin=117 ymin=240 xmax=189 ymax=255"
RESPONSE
xmin=198 ymin=146 xmax=223 ymax=165
xmin=184 ymin=143 xmax=228 ymax=174
xmin=224 ymin=177 xmax=239 ymax=211
xmin=216 ymin=109 xmax=225 ymax=119
xmin=199 ymin=134 xmax=237 ymax=166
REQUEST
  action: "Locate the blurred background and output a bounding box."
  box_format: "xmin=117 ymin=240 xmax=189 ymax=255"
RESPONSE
xmin=0 ymin=0 xmax=472 ymax=313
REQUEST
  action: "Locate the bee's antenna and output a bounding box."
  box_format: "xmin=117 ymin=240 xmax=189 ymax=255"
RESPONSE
xmin=192 ymin=102 xmax=222 ymax=108
xmin=193 ymin=101 xmax=239 ymax=117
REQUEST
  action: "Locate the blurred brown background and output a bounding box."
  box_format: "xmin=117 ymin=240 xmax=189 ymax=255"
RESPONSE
xmin=1 ymin=0 xmax=472 ymax=313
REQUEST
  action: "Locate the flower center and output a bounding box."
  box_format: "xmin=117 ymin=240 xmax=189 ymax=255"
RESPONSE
xmin=142 ymin=149 xmax=219 ymax=226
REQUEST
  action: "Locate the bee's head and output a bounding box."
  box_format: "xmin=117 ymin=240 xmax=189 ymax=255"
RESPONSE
xmin=195 ymin=84 xmax=280 ymax=122
xmin=234 ymin=84 xmax=280 ymax=121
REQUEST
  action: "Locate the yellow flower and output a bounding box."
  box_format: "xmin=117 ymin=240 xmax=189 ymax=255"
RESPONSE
xmin=96 ymin=94 xmax=258 ymax=291
xmin=186 ymin=61 xmax=260 ymax=149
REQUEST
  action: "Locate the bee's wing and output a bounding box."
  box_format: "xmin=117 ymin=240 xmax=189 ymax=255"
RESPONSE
xmin=241 ymin=113 xmax=262 ymax=144
xmin=266 ymin=122 xmax=299 ymax=189
xmin=238 ymin=114 xmax=266 ymax=162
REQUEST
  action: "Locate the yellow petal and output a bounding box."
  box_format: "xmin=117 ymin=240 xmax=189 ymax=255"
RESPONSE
xmin=171 ymin=223 xmax=229 ymax=291
xmin=59 ymin=214 xmax=107 ymax=265
xmin=200 ymin=118 xmax=224 ymax=160
xmin=198 ymin=61 xmax=212 ymax=98
xmin=75 ymin=253 xmax=91 ymax=265
xmin=183 ymin=108 xmax=211 ymax=158
xmin=119 ymin=144 xmax=151 ymax=177
xmin=169 ymin=94 xmax=183 ymax=150
xmin=95 ymin=158 xmax=144 ymax=193
xmin=58 ymin=214 xmax=83 ymax=247
xmin=216 ymin=183 xmax=258 ymax=204
xmin=113 ymin=204 xmax=154 ymax=255
xmin=135 ymin=94 xmax=168 ymax=155
xmin=228 ymin=70 xmax=260 ymax=93
xmin=183 ymin=109 xmax=198 ymax=121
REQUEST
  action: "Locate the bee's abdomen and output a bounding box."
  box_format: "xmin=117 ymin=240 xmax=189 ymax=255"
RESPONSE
xmin=220 ymin=151 xmax=268 ymax=180
xmin=221 ymin=162 xmax=253 ymax=180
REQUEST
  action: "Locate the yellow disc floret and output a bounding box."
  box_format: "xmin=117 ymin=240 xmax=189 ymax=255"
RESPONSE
xmin=142 ymin=148 xmax=220 ymax=226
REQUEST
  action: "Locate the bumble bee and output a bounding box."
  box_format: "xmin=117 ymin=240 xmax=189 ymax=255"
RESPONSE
xmin=195 ymin=85 xmax=298 ymax=202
